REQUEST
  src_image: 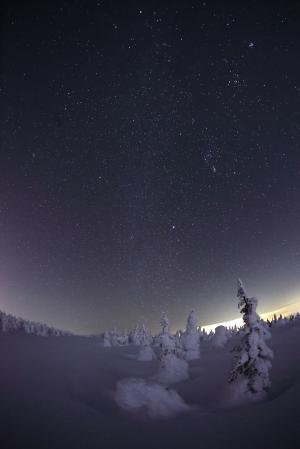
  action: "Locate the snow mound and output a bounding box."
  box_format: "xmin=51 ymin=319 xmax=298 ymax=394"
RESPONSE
xmin=115 ymin=377 xmax=192 ymax=419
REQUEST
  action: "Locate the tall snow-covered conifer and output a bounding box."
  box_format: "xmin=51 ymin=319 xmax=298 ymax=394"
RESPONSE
xmin=160 ymin=313 xmax=170 ymax=335
xmin=156 ymin=313 xmax=189 ymax=385
xmin=137 ymin=324 xmax=156 ymax=361
xmin=182 ymin=310 xmax=200 ymax=360
xmin=229 ymin=280 xmax=273 ymax=401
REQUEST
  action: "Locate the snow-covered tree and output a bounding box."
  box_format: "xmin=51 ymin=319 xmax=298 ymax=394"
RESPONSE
xmin=232 ymin=324 xmax=239 ymax=335
xmin=174 ymin=330 xmax=184 ymax=358
xmin=0 ymin=310 xmax=71 ymax=337
xmin=137 ymin=324 xmax=156 ymax=361
xmin=156 ymin=313 xmax=189 ymax=385
xmin=138 ymin=324 xmax=152 ymax=345
xmin=103 ymin=331 xmax=111 ymax=347
xmin=129 ymin=323 xmax=153 ymax=346
xmin=110 ymin=328 xmax=119 ymax=346
xmin=118 ymin=330 xmax=129 ymax=346
xmin=129 ymin=325 xmax=141 ymax=345
xmin=212 ymin=325 xmax=228 ymax=348
xmin=199 ymin=328 xmax=208 ymax=341
xmin=229 ymin=280 xmax=273 ymax=402
xmin=160 ymin=312 xmax=170 ymax=334
xmin=137 ymin=341 xmax=157 ymax=361
xmin=181 ymin=310 xmax=200 ymax=360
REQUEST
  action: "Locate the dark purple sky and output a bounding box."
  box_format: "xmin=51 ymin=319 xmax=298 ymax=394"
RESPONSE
xmin=1 ymin=0 xmax=300 ymax=334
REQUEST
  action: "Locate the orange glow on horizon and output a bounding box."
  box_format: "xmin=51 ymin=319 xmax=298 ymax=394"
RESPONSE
xmin=202 ymin=301 xmax=300 ymax=333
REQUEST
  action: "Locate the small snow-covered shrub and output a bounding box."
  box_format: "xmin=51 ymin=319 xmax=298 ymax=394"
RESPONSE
xmin=115 ymin=378 xmax=192 ymax=419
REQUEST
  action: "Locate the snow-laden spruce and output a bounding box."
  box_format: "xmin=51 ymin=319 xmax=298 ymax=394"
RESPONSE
xmin=102 ymin=328 xmax=129 ymax=346
xmin=228 ymin=280 xmax=273 ymax=402
xmin=129 ymin=323 xmax=151 ymax=346
xmin=138 ymin=324 xmax=153 ymax=345
xmin=129 ymin=325 xmax=141 ymax=345
xmin=156 ymin=313 xmax=189 ymax=385
xmin=160 ymin=312 xmax=171 ymax=335
xmin=137 ymin=324 xmax=156 ymax=361
xmin=181 ymin=310 xmax=200 ymax=360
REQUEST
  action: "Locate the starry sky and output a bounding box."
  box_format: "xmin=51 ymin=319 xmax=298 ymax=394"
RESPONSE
xmin=1 ymin=0 xmax=300 ymax=334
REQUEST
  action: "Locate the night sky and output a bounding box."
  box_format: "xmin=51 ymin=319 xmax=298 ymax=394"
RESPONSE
xmin=1 ymin=0 xmax=300 ymax=334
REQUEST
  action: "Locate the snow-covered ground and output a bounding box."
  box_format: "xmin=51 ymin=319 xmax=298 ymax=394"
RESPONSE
xmin=1 ymin=320 xmax=299 ymax=449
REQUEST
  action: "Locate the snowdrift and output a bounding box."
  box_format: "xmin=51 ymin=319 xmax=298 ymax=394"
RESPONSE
xmin=115 ymin=377 xmax=192 ymax=418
